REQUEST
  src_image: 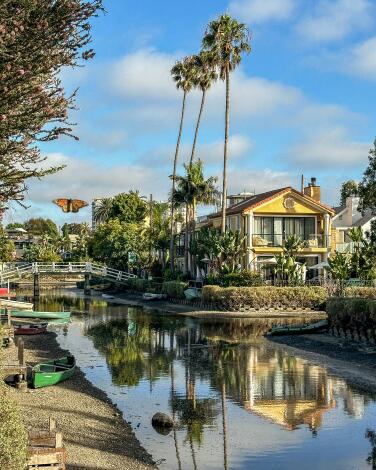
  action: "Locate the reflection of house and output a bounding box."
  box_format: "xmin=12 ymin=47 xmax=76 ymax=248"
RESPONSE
xmin=201 ymin=178 xmax=334 ymax=275
xmin=221 ymin=346 xmax=336 ymax=432
xmin=332 ymin=197 xmax=376 ymax=253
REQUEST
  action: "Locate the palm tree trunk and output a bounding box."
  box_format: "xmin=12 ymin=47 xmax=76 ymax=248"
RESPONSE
xmin=170 ymin=90 xmax=187 ymax=272
xmin=189 ymin=90 xmax=206 ymax=167
xmin=184 ymin=203 xmax=189 ymax=275
xmin=191 ymin=198 xmax=197 ymax=278
xmin=221 ymin=69 xmax=230 ymax=234
xmin=221 ymin=381 xmax=228 ymax=470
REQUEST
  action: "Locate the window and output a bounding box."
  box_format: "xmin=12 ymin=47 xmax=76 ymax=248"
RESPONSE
xmin=254 ymin=216 xmax=316 ymax=245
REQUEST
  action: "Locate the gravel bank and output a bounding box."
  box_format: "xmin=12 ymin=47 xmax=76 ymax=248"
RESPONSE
xmin=269 ymin=333 xmax=376 ymax=394
xmin=3 ymin=333 xmax=156 ymax=470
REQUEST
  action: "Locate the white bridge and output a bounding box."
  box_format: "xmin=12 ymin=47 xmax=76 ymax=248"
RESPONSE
xmin=0 ymin=262 xmax=137 ymax=285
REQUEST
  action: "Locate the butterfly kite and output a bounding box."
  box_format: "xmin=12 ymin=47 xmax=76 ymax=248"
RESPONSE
xmin=53 ymin=198 xmax=88 ymax=213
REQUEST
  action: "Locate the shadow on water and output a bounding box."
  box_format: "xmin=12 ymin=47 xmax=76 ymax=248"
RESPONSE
xmin=35 ymin=292 xmax=376 ymax=470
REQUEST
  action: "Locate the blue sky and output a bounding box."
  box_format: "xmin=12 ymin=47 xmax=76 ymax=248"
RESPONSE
xmin=6 ymin=0 xmax=376 ymax=225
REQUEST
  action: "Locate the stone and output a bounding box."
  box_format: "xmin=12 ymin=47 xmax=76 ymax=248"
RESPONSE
xmin=151 ymin=412 xmax=174 ymax=428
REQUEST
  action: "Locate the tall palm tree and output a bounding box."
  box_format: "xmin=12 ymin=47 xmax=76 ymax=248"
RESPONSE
xmin=189 ymin=52 xmax=218 ymax=167
xmin=93 ymin=197 xmax=113 ymax=226
xmin=172 ymin=160 xmax=219 ymax=274
xmin=169 ymin=56 xmax=196 ymax=272
xmin=202 ymin=14 xmax=251 ymax=233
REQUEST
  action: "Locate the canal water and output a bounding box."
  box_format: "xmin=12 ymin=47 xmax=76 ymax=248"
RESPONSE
xmin=35 ymin=292 xmax=376 ymax=469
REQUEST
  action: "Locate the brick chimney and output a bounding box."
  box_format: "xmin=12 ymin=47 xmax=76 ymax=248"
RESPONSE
xmin=304 ymin=177 xmax=321 ymax=202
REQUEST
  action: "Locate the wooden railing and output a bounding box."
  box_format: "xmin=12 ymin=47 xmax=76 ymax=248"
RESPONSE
xmin=0 ymin=262 xmax=137 ymax=284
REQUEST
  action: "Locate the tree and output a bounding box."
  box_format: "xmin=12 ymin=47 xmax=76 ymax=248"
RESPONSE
xmin=23 ymin=235 xmax=61 ymax=262
xmin=340 ymin=180 xmax=358 ymax=206
xmin=5 ymin=222 xmax=24 ymax=230
xmin=189 ymin=52 xmax=217 ymax=166
xmin=24 ymin=218 xmax=58 ymax=237
xmin=358 ymin=139 xmax=376 ymax=214
xmin=109 ymin=191 xmax=147 ymax=224
xmin=172 ymin=160 xmax=219 ymax=274
xmin=93 ymin=197 xmax=113 ymax=226
xmin=272 ymin=235 xmax=305 ymax=284
xmin=0 ymin=227 xmax=15 ymax=261
xmin=0 ymin=0 xmax=103 ymax=204
xmin=169 ymin=56 xmax=196 ymax=271
xmin=61 ymin=223 xmax=86 ymax=236
xmin=202 ymin=14 xmax=251 ymax=233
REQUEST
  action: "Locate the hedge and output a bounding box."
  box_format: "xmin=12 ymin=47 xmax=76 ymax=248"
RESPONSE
xmin=127 ymin=278 xmax=161 ymax=293
xmin=162 ymin=281 xmax=188 ymax=299
xmin=0 ymin=327 xmax=27 ymax=469
xmin=327 ymin=297 xmax=376 ymax=340
xmin=201 ymin=286 xmax=327 ymax=311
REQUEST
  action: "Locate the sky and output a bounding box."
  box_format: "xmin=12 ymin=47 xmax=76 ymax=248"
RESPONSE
xmin=6 ymin=0 xmax=376 ymax=226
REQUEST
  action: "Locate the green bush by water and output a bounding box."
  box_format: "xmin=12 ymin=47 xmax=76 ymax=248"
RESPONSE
xmin=162 ymin=281 xmax=187 ymax=299
xmin=201 ymin=286 xmax=327 ymax=311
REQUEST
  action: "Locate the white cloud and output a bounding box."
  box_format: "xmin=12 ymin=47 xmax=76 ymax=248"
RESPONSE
xmin=345 ymin=36 xmax=376 ymax=79
xmin=228 ymin=168 xmax=292 ymax=194
xmin=287 ymin=127 xmax=369 ymax=167
xmin=110 ymin=48 xmax=179 ymax=101
xmin=229 ymin=0 xmax=296 ymax=24
xmin=295 ymin=0 xmax=373 ymax=43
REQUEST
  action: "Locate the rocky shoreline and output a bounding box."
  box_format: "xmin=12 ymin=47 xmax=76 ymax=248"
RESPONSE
xmin=3 ymin=332 xmax=156 ymax=470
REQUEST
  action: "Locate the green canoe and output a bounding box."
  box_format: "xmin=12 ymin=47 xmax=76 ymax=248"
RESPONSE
xmin=32 ymin=356 xmax=76 ymax=388
xmin=267 ymin=319 xmax=328 ymax=336
xmin=10 ymin=310 xmax=71 ymax=319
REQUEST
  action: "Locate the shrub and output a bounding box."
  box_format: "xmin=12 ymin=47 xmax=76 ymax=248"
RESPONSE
xmin=344 ymin=287 xmax=376 ymax=299
xmin=0 ymin=326 xmax=27 ymax=469
xmin=127 ymin=278 xmax=160 ymax=293
xmin=219 ymin=270 xmax=263 ymax=287
xmin=327 ymin=297 xmax=376 ymax=340
xmin=162 ymin=281 xmax=187 ymax=299
xmin=201 ymin=286 xmax=327 ymax=311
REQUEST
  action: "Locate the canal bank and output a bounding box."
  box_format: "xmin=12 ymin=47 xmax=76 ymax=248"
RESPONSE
xmin=101 ymin=291 xmax=327 ymax=319
xmin=3 ymin=332 xmax=156 ymax=470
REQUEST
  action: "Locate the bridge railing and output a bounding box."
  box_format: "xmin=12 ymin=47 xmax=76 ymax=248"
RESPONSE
xmin=0 ymin=262 xmax=137 ymax=284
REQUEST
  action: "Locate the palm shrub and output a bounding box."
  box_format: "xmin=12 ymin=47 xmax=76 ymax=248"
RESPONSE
xmin=162 ymin=281 xmax=188 ymax=299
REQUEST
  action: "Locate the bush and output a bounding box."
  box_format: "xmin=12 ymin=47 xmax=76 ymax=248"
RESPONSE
xmin=127 ymin=278 xmax=161 ymax=293
xmin=327 ymin=297 xmax=376 ymax=339
xmin=344 ymin=287 xmax=376 ymax=299
xmin=201 ymin=286 xmax=327 ymax=311
xmin=219 ymin=270 xmax=263 ymax=287
xmin=162 ymin=281 xmax=187 ymax=299
xmin=0 ymin=326 xmax=27 ymax=469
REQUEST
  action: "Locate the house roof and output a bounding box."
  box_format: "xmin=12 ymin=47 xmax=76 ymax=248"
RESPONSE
xmin=353 ymin=212 xmax=375 ymax=227
xmin=207 ymin=187 xmax=335 ymax=219
xmin=332 ymin=205 xmax=346 ymax=215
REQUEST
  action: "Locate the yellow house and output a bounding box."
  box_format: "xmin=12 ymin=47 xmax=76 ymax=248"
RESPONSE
xmin=206 ymin=179 xmax=335 ymax=275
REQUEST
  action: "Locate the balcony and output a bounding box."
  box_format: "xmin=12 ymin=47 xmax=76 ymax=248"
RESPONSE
xmin=252 ymin=234 xmax=330 ymax=249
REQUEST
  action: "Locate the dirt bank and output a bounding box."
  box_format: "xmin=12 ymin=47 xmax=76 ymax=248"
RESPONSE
xmin=269 ymin=333 xmax=376 ymax=394
xmin=2 ymin=333 xmax=155 ymax=470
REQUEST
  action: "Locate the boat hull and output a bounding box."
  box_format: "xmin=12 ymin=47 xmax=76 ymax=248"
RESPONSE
xmin=15 ymin=324 xmax=48 ymax=335
xmin=268 ymin=320 xmax=328 ymax=336
xmin=32 ymin=356 xmax=76 ymax=388
xmin=10 ymin=311 xmax=71 ymax=319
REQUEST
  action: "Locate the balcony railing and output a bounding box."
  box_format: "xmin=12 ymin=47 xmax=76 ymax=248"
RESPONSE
xmin=252 ymin=234 xmax=330 ymax=248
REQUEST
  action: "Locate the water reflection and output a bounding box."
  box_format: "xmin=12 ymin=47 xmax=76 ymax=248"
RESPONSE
xmin=37 ymin=293 xmax=376 ymax=470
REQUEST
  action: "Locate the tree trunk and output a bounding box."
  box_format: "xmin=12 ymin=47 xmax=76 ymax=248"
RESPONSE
xmin=184 ymin=203 xmax=189 ymax=275
xmin=170 ymin=91 xmax=187 ymax=272
xmin=189 ymin=90 xmax=206 ymax=167
xmin=190 ymin=198 xmax=197 ymax=278
xmin=221 ymin=69 xmax=230 ymax=234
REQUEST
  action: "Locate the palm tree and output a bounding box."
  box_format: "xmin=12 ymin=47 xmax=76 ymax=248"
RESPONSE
xmin=202 ymin=14 xmax=251 ymax=233
xmin=172 ymin=160 xmax=219 ymax=274
xmin=189 ymin=52 xmax=218 ymax=167
xmin=93 ymin=197 xmax=113 ymax=226
xmin=169 ymin=56 xmax=196 ymax=272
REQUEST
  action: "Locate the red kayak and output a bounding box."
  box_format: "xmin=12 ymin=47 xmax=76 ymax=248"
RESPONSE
xmin=14 ymin=323 xmax=48 ymax=335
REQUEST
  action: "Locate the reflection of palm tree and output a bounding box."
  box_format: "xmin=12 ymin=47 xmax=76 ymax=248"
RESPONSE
xmin=171 ymin=362 xmax=182 ymax=470
xmin=221 ymin=382 xmax=228 ymax=470
xmin=366 ymin=429 xmax=376 ymax=468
